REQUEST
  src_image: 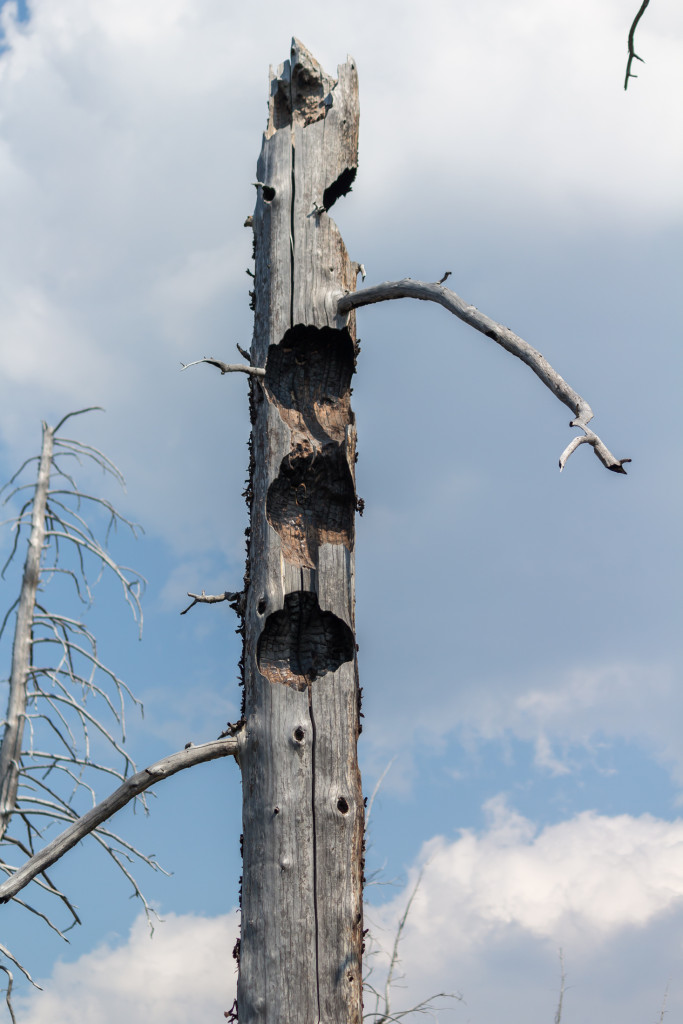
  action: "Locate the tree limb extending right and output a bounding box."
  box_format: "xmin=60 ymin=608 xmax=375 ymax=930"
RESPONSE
xmin=338 ymin=279 xmax=629 ymax=474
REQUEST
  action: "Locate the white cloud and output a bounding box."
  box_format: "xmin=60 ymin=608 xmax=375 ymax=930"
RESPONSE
xmin=366 ymin=800 xmax=683 ymax=1022
xmin=419 ymin=797 xmax=683 ymax=944
xmin=17 ymin=911 xmax=238 ymax=1024
xmin=20 ymin=804 xmax=683 ymax=1024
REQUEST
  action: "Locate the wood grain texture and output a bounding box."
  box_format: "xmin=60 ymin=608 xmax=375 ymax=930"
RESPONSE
xmin=238 ymin=40 xmax=363 ymax=1024
xmin=0 ymin=423 xmax=52 ymax=840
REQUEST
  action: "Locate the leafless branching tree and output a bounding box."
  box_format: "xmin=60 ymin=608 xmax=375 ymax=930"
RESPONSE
xmin=363 ymin=870 xmax=458 ymax=1024
xmin=0 ymin=409 xmax=153 ymax=997
xmin=554 ymin=948 xmax=567 ymax=1024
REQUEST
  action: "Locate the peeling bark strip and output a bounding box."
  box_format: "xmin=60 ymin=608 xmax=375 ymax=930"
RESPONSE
xmin=238 ymin=40 xmax=363 ymax=1024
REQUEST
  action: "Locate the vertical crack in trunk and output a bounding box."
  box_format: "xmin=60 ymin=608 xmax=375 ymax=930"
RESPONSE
xmin=309 ymin=683 xmax=321 ymax=1023
xmin=289 ymin=143 xmax=296 ymax=331
xmin=290 ymin=59 xmax=319 ymax=1019
xmin=240 ymin=41 xmax=361 ymax=1024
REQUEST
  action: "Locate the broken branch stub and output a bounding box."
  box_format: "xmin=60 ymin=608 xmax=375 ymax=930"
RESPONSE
xmin=180 ymin=357 xmax=265 ymax=378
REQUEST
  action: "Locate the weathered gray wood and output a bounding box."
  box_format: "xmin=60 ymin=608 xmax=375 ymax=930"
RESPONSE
xmin=0 ymin=423 xmax=52 ymax=840
xmin=238 ymin=40 xmax=363 ymax=1024
xmin=339 ymin=279 xmax=629 ymax=473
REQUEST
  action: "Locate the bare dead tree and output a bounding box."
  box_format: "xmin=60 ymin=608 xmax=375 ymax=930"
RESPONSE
xmin=0 ymin=43 xmax=628 ymax=1024
xmin=554 ymin=949 xmax=567 ymax=1024
xmin=656 ymin=980 xmax=670 ymax=1024
xmin=0 ymin=410 xmax=154 ymax=993
xmin=363 ymin=870 xmax=457 ymax=1024
xmin=624 ymin=0 xmax=651 ymax=90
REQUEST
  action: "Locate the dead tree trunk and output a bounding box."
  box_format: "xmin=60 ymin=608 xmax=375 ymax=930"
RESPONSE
xmin=0 ymin=34 xmax=627 ymax=1022
xmin=237 ymin=40 xmax=364 ymax=1024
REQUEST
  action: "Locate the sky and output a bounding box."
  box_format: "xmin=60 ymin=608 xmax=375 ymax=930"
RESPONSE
xmin=0 ymin=0 xmax=681 ymax=1021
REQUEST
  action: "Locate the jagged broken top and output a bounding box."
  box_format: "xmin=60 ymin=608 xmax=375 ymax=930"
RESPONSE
xmin=266 ymin=38 xmax=353 ymax=136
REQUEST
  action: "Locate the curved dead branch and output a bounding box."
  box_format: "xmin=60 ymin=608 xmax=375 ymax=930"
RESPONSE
xmin=338 ymin=279 xmax=629 ymax=473
xmin=0 ymin=737 xmax=239 ymax=903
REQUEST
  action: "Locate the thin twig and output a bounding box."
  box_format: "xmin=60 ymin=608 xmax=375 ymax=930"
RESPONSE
xmin=52 ymin=407 xmax=104 ymax=435
xmin=365 ymin=757 xmax=397 ymax=832
xmin=554 ymin=948 xmax=566 ymax=1024
xmin=363 ymin=865 xmax=459 ymax=1023
xmin=0 ymin=965 xmax=17 ymax=1024
xmin=53 ymin=438 xmax=126 ymax=487
xmin=380 ymin=870 xmax=425 ymax=1023
xmin=0 ymin=944 xmax=39 ymax=987
xmin=656 ymin=980 xmax=670 ymax=1024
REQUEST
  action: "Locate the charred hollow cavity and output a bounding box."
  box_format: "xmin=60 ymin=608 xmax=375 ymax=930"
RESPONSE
xmin=267 ymin=442 xmax=354 ymax=568
xmin=265 ymin=324 xmax=355 ymax=445
xmin=266 ymin=321 xmax=356 ymax=442
xmin=257 ymin=592 xmax=355 ymax=690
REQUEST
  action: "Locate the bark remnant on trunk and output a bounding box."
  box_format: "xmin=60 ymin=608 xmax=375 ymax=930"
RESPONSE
xmin=238 ymin=39 xmax=363 ymax=1024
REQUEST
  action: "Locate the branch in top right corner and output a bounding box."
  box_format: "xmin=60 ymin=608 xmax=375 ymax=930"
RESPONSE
xmin=624 ymin=0 xmax=651 ymax=90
